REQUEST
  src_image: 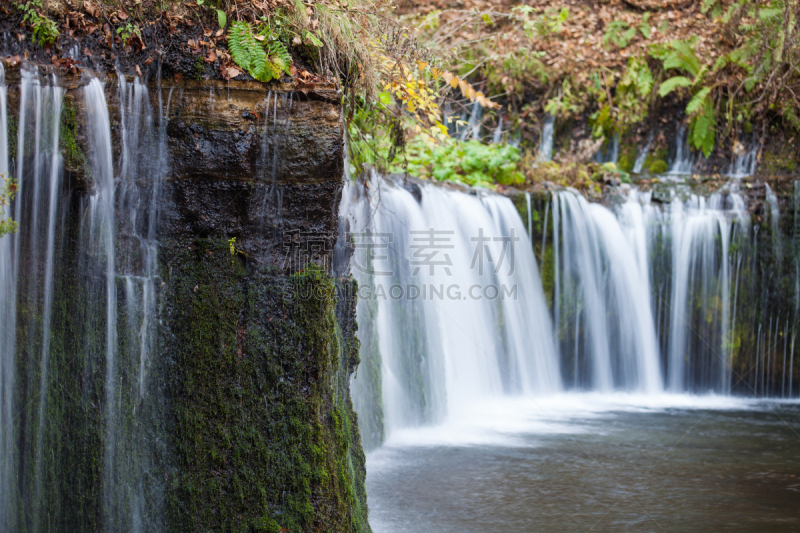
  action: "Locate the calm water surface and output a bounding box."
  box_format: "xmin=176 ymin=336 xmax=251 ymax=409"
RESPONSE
xmin=366 ymin=394 xmax=800 ymax=532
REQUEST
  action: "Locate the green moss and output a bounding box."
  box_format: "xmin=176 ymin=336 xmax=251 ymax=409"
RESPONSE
xmin=194 ymin=55 xmax=205 ymax=79
xmin=616 ymin=141 xmax=637 ymax=173
xmin=162 ymin=238 xmax=370 ymax=533
xmin=761 ymin=145 xmax=799 ymax=174
xmin=643 ymin=146 xmax=668 ymax=174
xmin=7 ymin=113 xmax=17 ymax=158
xmin=649 ymin=159 xmax=668 ymax=173
xmin=60 ymin=96 xmax=87 ymax=172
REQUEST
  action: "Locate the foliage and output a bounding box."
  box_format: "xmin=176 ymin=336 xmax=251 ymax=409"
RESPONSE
xmin=116 ymin=22 xmax=141 ymax=48
xmin=393 ymin=137 xmax=524 ymax=188
xmin=513 ymin=6 xmax=569 ymax=41
xmin=614 ymin=57 xmax=654 ymax=130
xmin=228 ymin=21 xmax=291 ymax=82
xmin=603 ymin=20 xmax=637 ymax=49
xmin=545 ymin=79 xmax=585 ymax=118
xmin=653 ymin=38 xmax=715 ymax=156
xmin=0 ymin=173 xmax=18 ymax=238
xmin=196 ymin=0 xmax=227 ymax=28
xmin=603 ymin=14 xmax=650 ymax=49
xmin=17 ymin=0 xmax=58 ymax=47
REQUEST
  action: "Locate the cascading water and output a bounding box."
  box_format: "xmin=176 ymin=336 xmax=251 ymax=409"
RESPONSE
xmin=537 ymin=114 xmax=555 ymax=162
xmin=0 ymin=62 xmax=11 ymax=530
xmin=346 ymin=175 xmax=560 ymax=442
xmin=0 ymin=66 xmax=169 ymax=531
xmin=459 ymin=100 xmax=483 ymax=141
xmin=594 ymin=132 xmax=620 ymax=164
xmin=662 ymin=187 xmax=748 ymax=392
xmin=727 ymin=145 xmax=759 ymax=177
xmin=668 ymin=125 xmax=696 ymax=174
xmin=632 ymin=134 xmax=653 ymax=173
xmin=0 ymin=64 xmax=66 ymax=531
xmin=550 ymin=189 xmax=662 ymax=392
xmin=349 ymin=169 xmax=767 ymax=452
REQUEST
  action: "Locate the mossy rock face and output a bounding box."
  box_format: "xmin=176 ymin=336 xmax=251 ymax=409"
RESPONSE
xmin=161 ymin=241 xmax=369 ymax=532
xmin=649 ymin=159 xmax=668 ymax=173
xmin=760 ymin=144 xmax=799 ymax=175
xmin=643 ymin=146 xmax=669 ymax=174
xmin=616 ymin=140 xmax=638 ymax=173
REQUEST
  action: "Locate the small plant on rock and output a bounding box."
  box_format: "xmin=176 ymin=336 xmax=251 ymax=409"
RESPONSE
xmin=116 ymin=22 xmax=142 ymax=49
xmin=228 ymin=20 xmax=292 ymax=83
xmin=17 ymin=0 xmax=58 ymax=48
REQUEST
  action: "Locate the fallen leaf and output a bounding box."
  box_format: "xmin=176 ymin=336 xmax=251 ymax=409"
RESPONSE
xmin=84 ymin=1 xmax=100 ymax=18
xmin=83 ymin=47 xmax=92 ymax=57
xmin=204 ymin=27 xmax=213 ymax=37
xmin=117 ymin=7 xmax=128 ymax=20
xmin=205 ymin=50 xmax=217 ymax=62
xmin=227 ymin=66 xmax=242 ymax=78
xmin=144 ymin=56 xmax=153 ymax=65
xmin=215 ymin=29 xmax=223 ymax=37
xmin=136 ymin=65 xmax=142 ymax=77
xmin=254 ymin=34 xmax=265 ymax=41
xmin=174 ymin=72 xmax=183 ymax=82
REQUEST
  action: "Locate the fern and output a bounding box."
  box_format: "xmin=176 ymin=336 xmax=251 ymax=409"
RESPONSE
xmin=659 ymin=76 xmax=693 ymax=97
xmin=229 ymin=21 xmax=292 ymax=83
xmin=265 ymin=40 xmax=292 ymax=76
xmin=603 ymin=20 xmax=637 ymax=49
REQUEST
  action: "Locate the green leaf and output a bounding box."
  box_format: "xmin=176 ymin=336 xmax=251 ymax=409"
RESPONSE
xmin=304 ymin=30 xmax=323 ymax=47
xmin=690 ymin=103 xmax=715 ymax=157
xmin=700 ymin=0 xmax=715 ymax=14
xmin=378 ymin=92 xmax=391 ymax=106
xmin=216 ymin=9 xmax=227 ymax=29
xmin=686 ymin=87 xmax=711 ymax=115
xmin=658 ymin=76 xmax=692 ymax=97
xmin=638 ymin=23 xmax=651 ymax=39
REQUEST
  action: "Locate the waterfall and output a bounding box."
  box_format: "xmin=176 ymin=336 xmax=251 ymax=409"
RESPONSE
xmin=537 ymin=114 xmax=555 ymax=162
xmin=594 ymin=132 xmax=620 ymax=164
xmin=551 ymin=190 xmax=662 ymax=392
xmin=0 ymin=64 xmax=66 ymax=530
xmin=492 ymin=116 xmax=504 ymax=144
xmin=81 ymin=78 xmax=123 ymax=530
xmin=347 ymin=175 xmax=559 ymax=441
xmin=726 ymin=144 xmax=758 ymax=177
xmin=0 ymin=61 xmax=18 ymax=533
xmin=348 ymin=171 xmax=765 ymax=450
xmin=459 ymin=100 xmax=483 ymax=141
xmin=765 ymin=183 xmax=782 ymax=263
xmin=668 ymin=125 xmax=695 ymax=175
xmin=663 ymin=186 xmax=748 ymax=392
xmin=632 ymin=134 xmax=653 ymax=173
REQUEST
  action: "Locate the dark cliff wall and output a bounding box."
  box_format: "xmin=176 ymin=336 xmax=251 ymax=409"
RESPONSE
xmin=2 ymin=61 xmax=369 ymax=533
xmin=155 ymin=81 xmax=368 ymax=532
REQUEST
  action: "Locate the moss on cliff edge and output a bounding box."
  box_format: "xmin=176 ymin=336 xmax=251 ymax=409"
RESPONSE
xmin=161 ymin=238 xmax=369 ymax=533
